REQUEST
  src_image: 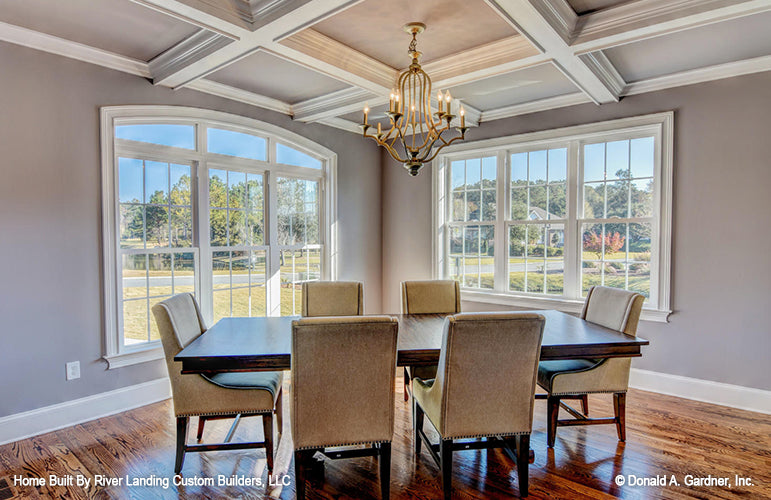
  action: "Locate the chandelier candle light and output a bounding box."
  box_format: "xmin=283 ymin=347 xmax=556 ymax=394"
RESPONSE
xmin=361 ymin=22 xmax=468 ymax=176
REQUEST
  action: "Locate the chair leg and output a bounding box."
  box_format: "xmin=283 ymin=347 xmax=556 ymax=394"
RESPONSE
xmin=440 ymin=438 xmax=453 ymax=500
xmin=196 ymin=416 xmax=206 ymax=441
xmin=275 ymin=387 xmax=284 ymax=435
xmin=294 ymin=450 xmax=309 ymax=499
xmin=175 ymin=417 xmax=189 ymax=474
xmin=547 ymin=396 xmax=560 ymax=448
xmin=516 ymin=434 xmax=530 ymax=497
xmin=413 ymin=399 xmax=424 ymax=455
xmin=579 ymin=394 xmax=589 ymax=416
xmin=379 ymin=443 xmax=391 ymax=499
xmin=613 ymin=392 xmax=626 ymax=442
xmin=403 ymin=367 xmax=411 ymax=401
xmin=262 ymin=412 xmax=274 ymax=473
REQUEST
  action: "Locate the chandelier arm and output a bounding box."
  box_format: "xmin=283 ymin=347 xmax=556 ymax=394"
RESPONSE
xmin=422 ymin=132 xmax=467 ymax=164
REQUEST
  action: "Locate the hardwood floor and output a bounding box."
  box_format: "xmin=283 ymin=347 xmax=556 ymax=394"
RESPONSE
xmin=1 ymin=379 xmax=769 ymax=499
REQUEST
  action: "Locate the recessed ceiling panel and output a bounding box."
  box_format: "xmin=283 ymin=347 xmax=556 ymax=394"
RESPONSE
xmin=208 ymin=51 xmax=350 ymax=104
xmin=451 ymin=64 xmax=579 ymax=111
xmin=311 ymin=0 xmax=518 ymax=68
xmin=0 ymin=0 xmax=198 ymax=60
xmin=605 ymin=11 xmax=771 ymax=82
xmin=567 ymin=0 xmax=631 ymax=15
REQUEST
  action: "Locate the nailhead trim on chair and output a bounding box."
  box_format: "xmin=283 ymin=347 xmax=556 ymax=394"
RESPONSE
xmin=177 ymin=409 xmax=274 ymax=418
xmin=549 ymin=389 xmax=628 ymax=396
xmin=443 ymin=430 xmax=531 ymax=440
xmin=295 ymin=440 xmax=391 ymax=451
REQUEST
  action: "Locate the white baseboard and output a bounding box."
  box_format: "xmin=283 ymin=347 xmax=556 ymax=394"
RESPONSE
xmin=630 ymin=368 xmax=771 ymax=415
xmin=0 ymin=378 xmax=171 ymax=446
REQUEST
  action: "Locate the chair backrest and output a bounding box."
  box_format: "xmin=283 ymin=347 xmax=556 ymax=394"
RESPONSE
xmin=301 ymin=281 xmax=364 ymax=317
xmin=581 ymin=286 xmax=645 ymax=335
xmin=291 ymin=316 xmax=398 ymax=450
xmin=432 ymin=312 xmax=545 ymax=439
xmin=151 ymin=293 xmax=207 ymax=399
xmin=401 ymin=280 xmax=461 ymax=315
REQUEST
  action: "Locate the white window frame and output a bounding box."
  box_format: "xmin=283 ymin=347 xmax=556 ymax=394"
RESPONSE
xmin=432 ymin=112 xmax=673 ymax=322
xmin=101 ymin=106 xmax=337 ymax=368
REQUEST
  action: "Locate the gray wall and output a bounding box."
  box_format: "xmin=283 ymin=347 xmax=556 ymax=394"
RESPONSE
xmin=382 ymin=71 xmax=771 ymax=391
xmin=0 ymin=42 xmax=383 ymax=417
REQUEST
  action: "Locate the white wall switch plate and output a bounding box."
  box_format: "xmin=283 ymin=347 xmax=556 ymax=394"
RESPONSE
xmin=66 ymin=361 xmax=80 ymax=380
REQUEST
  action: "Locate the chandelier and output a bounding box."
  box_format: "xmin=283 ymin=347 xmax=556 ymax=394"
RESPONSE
xmin=361 ymin=22 xmax=467 ymax=176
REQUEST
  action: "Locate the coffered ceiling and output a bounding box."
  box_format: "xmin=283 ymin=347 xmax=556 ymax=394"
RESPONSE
xmin=1 ymin=0 xmax=769 ymax=134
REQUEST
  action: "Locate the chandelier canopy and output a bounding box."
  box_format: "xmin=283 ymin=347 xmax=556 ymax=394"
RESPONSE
xmin=361 ymin=23 xmax=467 ymax=176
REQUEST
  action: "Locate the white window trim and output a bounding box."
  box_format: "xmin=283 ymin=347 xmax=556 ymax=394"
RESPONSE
xmin=101 ymin=106 xmax=338 ymax=368
xmin=432 ymin=112 xmax=673 ymax=322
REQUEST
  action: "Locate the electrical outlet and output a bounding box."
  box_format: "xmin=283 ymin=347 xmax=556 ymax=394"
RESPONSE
xmin=66 ymin=361 xmax=80 ymax=381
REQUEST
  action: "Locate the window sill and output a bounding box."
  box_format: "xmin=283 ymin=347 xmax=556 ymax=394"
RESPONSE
xmin=104 ymin=344 xmax=164 ymax=369
xmin=460 ymin=289 xmax=671 ymax=323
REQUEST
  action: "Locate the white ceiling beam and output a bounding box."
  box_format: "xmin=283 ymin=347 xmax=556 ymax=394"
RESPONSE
xmin=0 ymin=21 xmax=151 ymax=78
xmin=481 ymin=92 xmax=591 ymax=121
xmin=137 ymin=0 xmax=364 ymax=88
xmin=484 ymin=0 xmax=622 ymax=104
xmin=186 ymin=78 xmax=293 ymax=114
xmin=148 ymin=29 xmax=234 ymax=84
xmin=572 ymin=0 xmax=771 ymax=53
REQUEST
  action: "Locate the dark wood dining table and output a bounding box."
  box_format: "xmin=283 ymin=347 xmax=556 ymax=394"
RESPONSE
xmin=175 ymin=310 xmax=649 ymax=374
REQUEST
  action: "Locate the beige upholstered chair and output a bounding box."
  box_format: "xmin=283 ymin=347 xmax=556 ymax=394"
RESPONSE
xmin=152 ymin=294 xmax=283 ymax=474
xmin=400 ymin=280 xmax=461 ymax=401
xmin=537 ymin=286 xmax=645 ymax=447
xmin=301 ymin=281 xmax=364 ymax=317
xmin=412 ymin=312 xmax=545 ymax=499
xmin=291 ymin=316 xmax=398 ymax=499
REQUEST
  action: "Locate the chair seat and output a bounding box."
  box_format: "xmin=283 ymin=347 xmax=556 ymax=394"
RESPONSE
xmin=409 ymin=365 xmax=437 ymax=381
xmin=204 ymin=371 xmax=283 ymax=396
xmin=537 ymin=359 xmax=599 ymax=393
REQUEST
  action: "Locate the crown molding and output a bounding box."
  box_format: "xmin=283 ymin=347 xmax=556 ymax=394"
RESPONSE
xmin=480 ymin=92 xmax=590 ymax=122
xmin=292 ymin=87 xmax=377 ymax=121
xmin=622 ymin=54 xmax=771 ymax=96
xmin=276 ymin=29 xmax=396 ymax=92
xmin=485 ymin=0 xmax=620 ymax=104
xmin=421 ymin=35 xmax=544 ymax=87
xmin=0 ymin=21 xmax=150 ymax=77
xmin=573 ymin=0 xmax=771 ymax=53
xmin=149 ymin=29 xmax=234 ymax=85
xmin=530 ymin=0 xmax=578 ymax=43
xmin=129 ymin=0 xmax=245 ymax=38
xmin=578 ymin=51 xmax=627 ymax=96
xmin=316 ymin=117 xmax=362 ymax=134
xmin=186 ymin=78 xmax=293 ymax=114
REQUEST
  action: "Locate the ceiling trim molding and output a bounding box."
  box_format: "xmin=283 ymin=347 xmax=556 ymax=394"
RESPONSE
xmin=484 ymin=0 xmax=621 ymax=104
xmin=529 ymin=0 xmax=578 ymax=43
xmin=622 ymin=54 xmax=771 ymax=95
xmin=421 ymin=35 xmax=543 ymax=85
xmin=128 ymin=0 xmax=245 ymax=38
xmin=578 ymin=51 xmax=627 ymax=96
xmin=292 ymin=87 xmax=375 ymax=121
xmin=131 ymin=0 xmax=361 ymax=88
xmin=276 ymin=29 xmax=396 ymax=91
xmin=316 ymin=117 xmax=362 ymax=133
xmin=481 ymin=92 xmax=590 ymax=121
xmin=149 ymin=29 xmax=234 ymax=85
xmin=572 ymin=0 xmax=771 ymax=52
xmin=186 ymin=78 xmax=293 ymax=114
xmin=0 ymin=21 xmax=150 ymax=78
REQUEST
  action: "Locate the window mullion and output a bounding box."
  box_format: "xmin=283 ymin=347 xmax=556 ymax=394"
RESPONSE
xmin=494 ymin=150 xmax=508 ymax=293
xmin=197 ymin=161 xmax=214 ymax=324
xmin=564 ymin=140 xmax=580 ymax=300
xmin=266 ymin=172 xmax=282 ymax=316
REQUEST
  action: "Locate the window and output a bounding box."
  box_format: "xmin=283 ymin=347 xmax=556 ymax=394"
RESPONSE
xmin=102 ymin=107 xmax=337 ymax=368
xmin=433 ymin=113 xmax=672 ymax=321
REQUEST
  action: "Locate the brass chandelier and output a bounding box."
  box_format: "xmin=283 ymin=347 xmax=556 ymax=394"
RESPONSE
xmin=361 ymin=22 xmax=467 ymax=176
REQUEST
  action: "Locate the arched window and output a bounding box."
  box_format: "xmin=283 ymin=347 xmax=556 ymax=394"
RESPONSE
xmin=101 ymin=106 xmax=337 ymax=368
